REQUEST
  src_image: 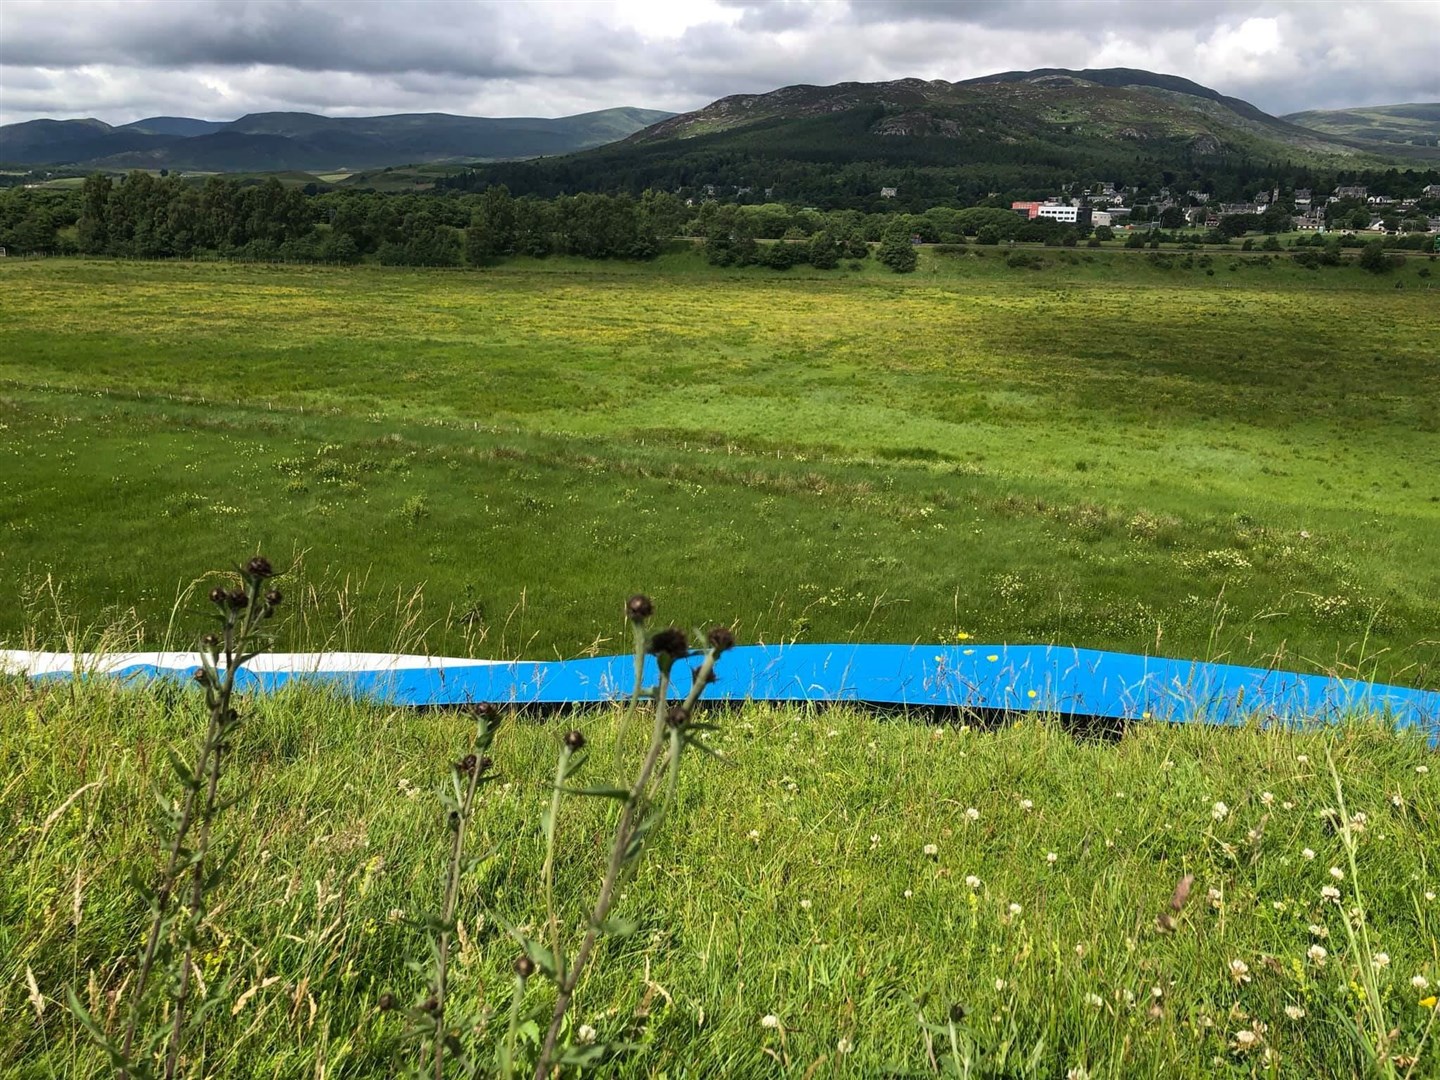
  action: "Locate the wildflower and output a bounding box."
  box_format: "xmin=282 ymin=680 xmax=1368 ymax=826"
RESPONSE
xmin=1229 ymin=959 xmax=1251 ymax=984
xmin=799 ymin=898 xmax=811 ymax=911
xmin=1231 ymin=1029 xmax=1259 ymax=1051
xmin=965 ymin=875 xmax=982 ymax=889
xmin=1261 ymin=791 xmax=1274 ymax=806
xmin=647 ymin=627 xmax=689 ymax=663
xmin=1308 ymin=945 xmax=1328 ymax=965
xmin=1019 ymin=798 xmax=1034 ymax=811
xmin=577 ymin=1024 xmax=597 ymax=1044
xmin=1296 ymin=754 xmax=1310 ymax=764
xmin=994 ymin=979 xmax=1006 ymax=992
xmin=870 ymin=833 xmax=880 ymax=846
xmin=1422 ymin=996 xmax=1438 ymax=1009
xmin=625 ymin=594 xmax=653 ymax=621
xmin=1067 ymin=1068 xmax=1090 ymax=1080
xmin=1373 ymin=952 xmax=1390 ymax=969
xmin=1046 ymin=852 xmax=1058 ymax=865
xmin=1308 ymin=923 xmax=1329 ymax=938
xmin=1329 ymin=866 xmax=1344 ymax=881
xmin=748 ymin=829 xmax=761 ymax=843
xmin=387 ymin=908 xmax=406 ymax=923
xmin=1085 ymin=993 xmax=1105 ymax=1008
xmin=987 ymin=654 xmax=999 ymax=662
xmin=706 ymin=626 xmax=735 ymax=654
xmin=1391 ymin=793 xmax=1403 ymax=807
xmin=1412 ymin=976 xmax=1430 ymax=990
xmin=964 ymin=807 xmax=980 ymax=821
xmin=1418 ymin=765 xmax=1430 ymax=775
xmin=1427 ymin=892 xmax=1436 ymax=902
xmin=563 ymin=729 xmax=587 ymax=752
xmin=836 ymin=1037 xmax=853 ymax=1054
xmin=1321 ymin=885 xmax=1341 ymax=903
xmin=1284 ymin=1005 xmax=1305 ymax=1020
xmin=903 ymin=889 xmax=913 ymax=899
xmin=1349 ymin=811 xmax=1368 ymax=833
xmin=1282 ymin=801 xmax=1295 ymax=810
xmin=1009 ymin=902 xmax=1023 ymax=916
xmin=1302 ymin=848 xmax=1316 ymax=860
xmin=514 ymin=955 xmax=536 ymax=978
xmin=923 ymin=843 xmax=939 ymax=857
xmin=1207 ymin=887 xmax=1223 ymax=909
xmin=1212 ymin=802 xmax=1230 ymax=821
xmin=1027 ymin=689 xmax=1037 ymax=699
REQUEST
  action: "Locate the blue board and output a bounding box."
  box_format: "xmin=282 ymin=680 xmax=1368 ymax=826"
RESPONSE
xmin=31 ymin=644 xmax=1440 ymax=738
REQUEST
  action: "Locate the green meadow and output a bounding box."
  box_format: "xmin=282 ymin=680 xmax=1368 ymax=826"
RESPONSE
xmin=2 ymin=250 xmax=1436 ymax=686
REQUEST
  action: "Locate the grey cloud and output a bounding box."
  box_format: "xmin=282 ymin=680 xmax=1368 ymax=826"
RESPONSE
xmin=0 ymin=0 xmax=1435 ymax=127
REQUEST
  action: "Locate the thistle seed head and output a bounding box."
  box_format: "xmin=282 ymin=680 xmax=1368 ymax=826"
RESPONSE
xmin=513 ymin=955 xmax=536 ymax=978
xmin=192 ymin=668 xmax=210 ymax=686
xmin=563 ymin=729 xmax=587 ymax=752
xmin=458 ymin=753 xmax=478 ymax=774
xmin=246 ymin=556 xmax=274 ymax=579
xmin=226 ymin=589 xmax=249 ymax=610
xmin=208 ymin=586 xmax=228 ymax=606
xmin=377 ymin=993 xmax=395 ymax=1012
xmin=666 ymin=705 xmax=690 ymax=728
xmin=264 ymin=589 xmax=283 ymax=607
xmin=706 ymin=626 xmax=736 ymax=654
xmin=648 ymin=627 xmax=689 ymax=662
xmin=626 ymin=594 xmax=654 ymax=622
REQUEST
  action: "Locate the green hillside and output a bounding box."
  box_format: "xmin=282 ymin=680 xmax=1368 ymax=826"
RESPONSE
xmin=453 ymin=69 xmax=1402 ymax=207
xmin=1284 ymin=103 xmax=1440 ymax=160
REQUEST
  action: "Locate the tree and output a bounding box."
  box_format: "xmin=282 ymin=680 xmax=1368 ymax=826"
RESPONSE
xmin=1358 ymin=239 xmax=1392 ymax=273
xmin=808 ymin=230 xmax=840 ymax=269
xmin=1094 ymin=225 xmax=1114 ymax=241
xmin=877 ymin=222 xmax=918 ymax=273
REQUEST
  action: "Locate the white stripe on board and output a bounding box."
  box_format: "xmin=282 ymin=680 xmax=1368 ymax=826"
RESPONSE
xmin=0 ymin=651 xmax=508 ymax=677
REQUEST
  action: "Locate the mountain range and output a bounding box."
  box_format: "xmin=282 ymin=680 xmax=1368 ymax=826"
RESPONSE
xmin=0 ymin=108 xmax=674 ymax=172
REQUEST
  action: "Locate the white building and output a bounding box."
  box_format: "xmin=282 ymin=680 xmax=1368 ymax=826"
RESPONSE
xmin=1090 ymin=211 xmax=1112 ymax=228
xmin=1036 ymin=205 xmax=1082 ymax=223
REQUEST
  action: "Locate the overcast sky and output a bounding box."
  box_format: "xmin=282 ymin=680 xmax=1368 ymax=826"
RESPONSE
xmin=2 ymin=0 xmax=1437 ymax=127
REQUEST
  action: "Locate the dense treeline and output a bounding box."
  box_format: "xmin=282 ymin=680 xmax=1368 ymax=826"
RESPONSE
xmin=1 ymin=170 xmax=1435 ymax=270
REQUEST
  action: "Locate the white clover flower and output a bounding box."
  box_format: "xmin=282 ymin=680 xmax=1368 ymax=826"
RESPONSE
xmin=1020 ymin=798 xmax=1034 ymax=811
xmin=1231 ymin=1029 xmax=1259 ymax=1052
xmin=1308 ymin=944 xmax=1328 ymax=965
xmin=1229 ymin=959 xmax=1251 ymax=983
xmin=1282 ymin=801 xmax=1295 ymax=811
xmin=1391 ymin=793 xmax=1403 ymax=807
xmin=1207 ymin=887 xmax=1223 ymax=909
xmin=965 ymin=875 xmax=982 ymax=889
xmin=1296 ymin=754 xmax=1310 ymax=764
xmin=1302 ymin=848 xmax=1316 ymax=860
xmin=748 ymin=829 xmax=761 ymax=842
xmin=1428 ymin=891 xmax=1437 ymax=902
xmin=1009 ymin=902 xmax=1023 ymax=916
xmin=760 ymin=1014 xmax=780 ymax=1029
xmin=1329 ymin=866 xmax=1344 ymax=881
xmin=1085 ymin=993 xmax=1105 ymax=1008
xmin=1373 ymin=952 xmax=1390 ymax=969
xmin=964 ymin=807 xmax=980 ymax=821
xmin=923 ymin=843 xmax=939 ymax=857
xmin=1151 ymin=986 xmax=1163 ymax=999
xmin=836 ymin=1037 xmax=853 ymax=1054
xmin=1284 ymin=1005 xmax=1305 ymax=1020
xmin=1067 ymin=1067 xmax=1090 ymax=1080
xmin=1212 ymin=802 xmax=1230 ymax=821
xmin=870 ymin=833 xmax=880 ymax=846
xmin=994 ymin=978 xmax=1006 ymax=991
xmin=1321 ymin=885 xmax=1341 ymax=902
xmin=799 ymin=898 xmax=812 ymax=910
xmin=903 ymin=889 xmax=913 ymax=899
xmin=1260 ymin=791 xmax=1275 ymax=806
xmin=1308 ymin=923 xmax=1329 ymax=938
xmin=1417 ymin=765 xmax=1430 ymax=775
xmin=1046 ymin=852 xmax=1058 ymax=865
xmin=1413 ymin=975 xmax=1431 ymax=990
xmin=1348 ymin=811 xmax=1368 ymax=833
xmin=577 ymin=1024 xmax=597 ymax=1044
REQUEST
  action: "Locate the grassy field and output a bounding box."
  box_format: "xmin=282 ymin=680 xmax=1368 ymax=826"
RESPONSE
xmin=2 ymin=250 xmax=1438 ymax=687
xmin=4 ymin=675 xmax=1437 ymax=1077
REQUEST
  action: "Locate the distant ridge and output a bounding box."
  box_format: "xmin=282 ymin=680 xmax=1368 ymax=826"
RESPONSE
xmin=0 ymin=107 xmax=675 ymax=171
xmin=457 ymin=67 xmax=1421 ymax=205
xmin=1283 ymin=102 xmax=1440 ymax=161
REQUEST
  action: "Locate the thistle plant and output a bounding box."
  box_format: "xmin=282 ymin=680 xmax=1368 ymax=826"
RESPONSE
xmin=68 ymin=555 xmax=281 ymax=1080
xmin=527 ymin=596 xmax=735 ymax=1078
xmin=400 ymin=703 xmax=503 ymax=1079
